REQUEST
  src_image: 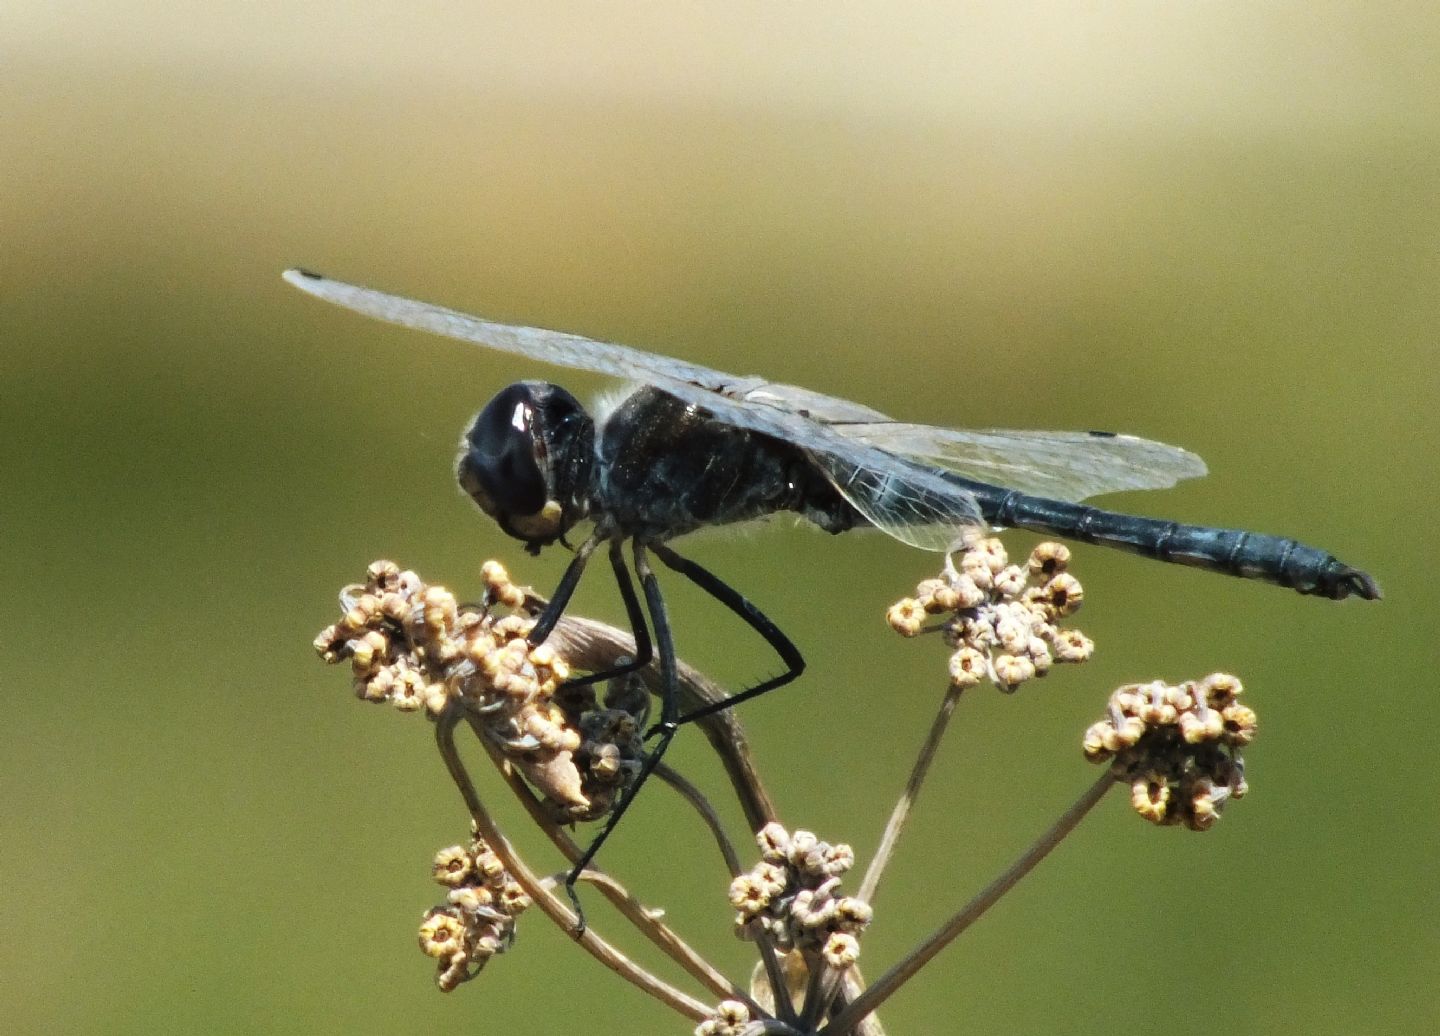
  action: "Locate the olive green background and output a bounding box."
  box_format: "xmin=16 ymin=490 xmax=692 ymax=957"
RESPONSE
xmin=4 ymin=5 xmax=1435 ymax=1034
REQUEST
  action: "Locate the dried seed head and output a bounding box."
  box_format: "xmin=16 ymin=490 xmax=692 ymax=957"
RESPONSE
xmin=730 ymin=824 xmax=870 ymax=964
xmin=822 ymin=932 xmax=861 ymax=969
xmin=1086 ymin=674 xmax=1255 ymax=830
xmin=480 ymin=559 xmax=527 ymax=609
xmin=1028 ymin=541 xmax=1070 ymax=577
xmin=1052 ymin=628 xmax=1095 ymax=663
xmin=729 ymin=873 xmax=776 ymax=921
xmin=756 ymin=821 xmax=792 ymax=862
xmin=316 ymin=560 xmax=649 ymax=822
xmin=992 ymin=653 xmax=1036 ymax=691
xmin=418 ymin=909 xmax=466 ymax=960
xmin=418 ymin=832 xmax=528 ymax=990
xmin=948 ymin=646 xmax=987 ymax=688
xmin=993 ymin=564 xmax=1027 ymax=598
xmin=431 ymin=845 xmax=474 ymax=888
xmin=1030 ymin=572 xmax=1084 ymax=618
xmin=886 ymin=597 xmax=927 ymax=637
xmin=566 ymin=699 xmax=647 ymax=823
xmin=833 ymin=897 xmax=873 ymax=931
xmin=498 ymin=881 xmax=530 ymax=916
xmin=890 ymin=539 xmax=1093 ymax=692
xmin=695 ymin=1000 xmax=752 ymax=1036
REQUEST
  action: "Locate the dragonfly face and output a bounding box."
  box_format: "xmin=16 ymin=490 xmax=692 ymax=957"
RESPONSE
xmin=456 ymin=381 xmax=594 ymax=551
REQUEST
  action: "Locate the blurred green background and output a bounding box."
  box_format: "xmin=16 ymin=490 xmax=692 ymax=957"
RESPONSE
xmin=4 ymin=4 xmax=1435 ymax=1034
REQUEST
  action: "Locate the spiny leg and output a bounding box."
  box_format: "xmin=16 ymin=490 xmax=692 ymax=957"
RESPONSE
xmin=559 ymin=544 xmax=804 ymax=927
xmin=564 ymin=540 xmax=679 ymax=934
xmin=650 ymin=541 xmax=805 ymax=726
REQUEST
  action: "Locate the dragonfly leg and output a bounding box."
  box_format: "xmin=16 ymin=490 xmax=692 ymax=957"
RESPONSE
xmin=563 ymin=540 xmax=678 ymax=934
xmin=526 ymin=531 xmax=601 ymax=646
xmin=557 ymin=538 xmax=654 ymax=690
xmin=650 ymin=541 xmax=805 ymax=727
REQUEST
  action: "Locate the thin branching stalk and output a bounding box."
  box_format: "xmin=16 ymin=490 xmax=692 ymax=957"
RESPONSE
xmin=749 ymin=1022 xmax=808 ymax=1036
xmin=656 ymin=763 xmax=743 ymax=876
xmin=459 ymin=711 xmax=749 ymax=1008
xmin=858 ymin=683 xmax=966 ymax=903
xmin=821 ymin=772 xmax=1115 ymax=1035
xmin=831 ymin=971 xmax=887 ymax=1036
xmin=539 ymin=608 xmax=794 ymax=1019
xmin=556 ymin=869 xmax=763 ymax=1016
xmin=803 ymin=964 xmax=855 ymax=1033
xmin=754 ymin=928 xmax=799 ymax=1026
xmin=796 ymin=958 xmax=830 ymax=1030
xmin=436 ymin=711 xmax=712 ymax=1021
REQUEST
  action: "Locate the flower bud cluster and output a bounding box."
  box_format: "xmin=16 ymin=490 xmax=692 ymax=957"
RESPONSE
xmin=314 ymin=560 xmax=642 ymax=820
xmin=1083 ymin=673 xmax=1255 ymax=831
xmin=729 ymin=824 xmax=872 ymax=970
xmin=417 ymin=828 xmax=531 ymax=991
xmin=694 ymin=1000 xmax=752 ymax=1036
xmin=887 ymin=539 xmax=1094 ymax=691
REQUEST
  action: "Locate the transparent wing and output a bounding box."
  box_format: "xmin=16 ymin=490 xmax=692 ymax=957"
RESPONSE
xmin=285 ymin=270 xmax=898 ymax=420
xmin=720 ymin=383 xmax=1206 ymax=501
xmin=284 ymin=269 xmax=762 ymax=394
xmin=809 ymin=453 xmax=985 ymax=552
xmin=834 ymin=424 xmax=1207 ymax=502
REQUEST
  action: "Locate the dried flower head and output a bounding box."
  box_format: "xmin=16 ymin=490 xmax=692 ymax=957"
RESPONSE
xmin=729 ymin=824 xmax=872 ymax=970
xmin=694 ymin=1000 xmax=752 ymax=1036
xmin=315 ymin=561 xmax=649 ymax=822
xmin=889 ymin=539 xmax=1094 ymax=692
xmin=431 ymin=844 xmax=474 ymax=888
xmin=550 ymin=671 xmax=649 ymax=822
xmin=1084 ymin=673 xmax=1254 ymax=831
xmin=417 ymin=829 xmax=530 ymax=991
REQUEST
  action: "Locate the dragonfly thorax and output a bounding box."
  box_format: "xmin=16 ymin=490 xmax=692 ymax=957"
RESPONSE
xmin=592 ymin=386 xmax=861 ymax=543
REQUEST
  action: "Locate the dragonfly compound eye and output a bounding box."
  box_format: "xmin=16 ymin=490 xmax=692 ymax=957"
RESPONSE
xmin=457 ymin=382 xmax=585 ymax=546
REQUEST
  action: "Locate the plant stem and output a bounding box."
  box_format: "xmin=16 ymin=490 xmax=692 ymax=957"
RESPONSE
xmin=858 ymin=683 xmax=965 ymax=904
xmin=461 ymin=712 xmax=753 ymax=1010
xmin=436 ymin=711 xmax=712 ymax=1021
xmin=821 ymin=772 xmax=1115 ymax=1035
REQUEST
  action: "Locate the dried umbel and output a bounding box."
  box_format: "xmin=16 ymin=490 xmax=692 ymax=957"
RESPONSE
xmin=730 ymin=824 xmax=872 ymax=969
xmin=314 ymin=560 xmax=642 ymax=820
xmin=888 ymin=539 xmax=1095 ymax=691
xmin=418 ymin=828 xmax=532 ymax=991
xmin=1084 ymin=673 xmax=1255 ymax=830
xmin=309 ymin=547 xmax=1280 ymax=1034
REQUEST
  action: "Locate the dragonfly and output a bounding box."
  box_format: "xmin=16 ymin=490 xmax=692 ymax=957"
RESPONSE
xmin=285 ymin=268 xmax=1379 ymax=926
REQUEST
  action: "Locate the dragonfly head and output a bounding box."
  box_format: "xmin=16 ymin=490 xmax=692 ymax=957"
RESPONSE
xmin=457 ymin=381 xmax=594 ymax=552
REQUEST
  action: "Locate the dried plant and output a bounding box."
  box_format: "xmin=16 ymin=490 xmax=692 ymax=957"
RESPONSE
xmin=313 ymin=540 xmax=1257 ymax=1034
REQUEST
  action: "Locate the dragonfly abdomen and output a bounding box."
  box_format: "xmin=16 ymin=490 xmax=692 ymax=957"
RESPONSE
xmin=980 ymin=487 xmax=1380 ymax=601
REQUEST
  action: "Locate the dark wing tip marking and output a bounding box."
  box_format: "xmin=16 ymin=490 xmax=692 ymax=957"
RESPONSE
xmin=1086 ymin=429 xmax=1118 ymax=438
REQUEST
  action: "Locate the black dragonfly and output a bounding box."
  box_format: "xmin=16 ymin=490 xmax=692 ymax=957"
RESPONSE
xmin=286 ymin=268 xmax=1379 ymax=923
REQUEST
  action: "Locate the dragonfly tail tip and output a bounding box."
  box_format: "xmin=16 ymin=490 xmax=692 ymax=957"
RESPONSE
xmin=1340 ymin=567 xmax=1382 ymax=601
